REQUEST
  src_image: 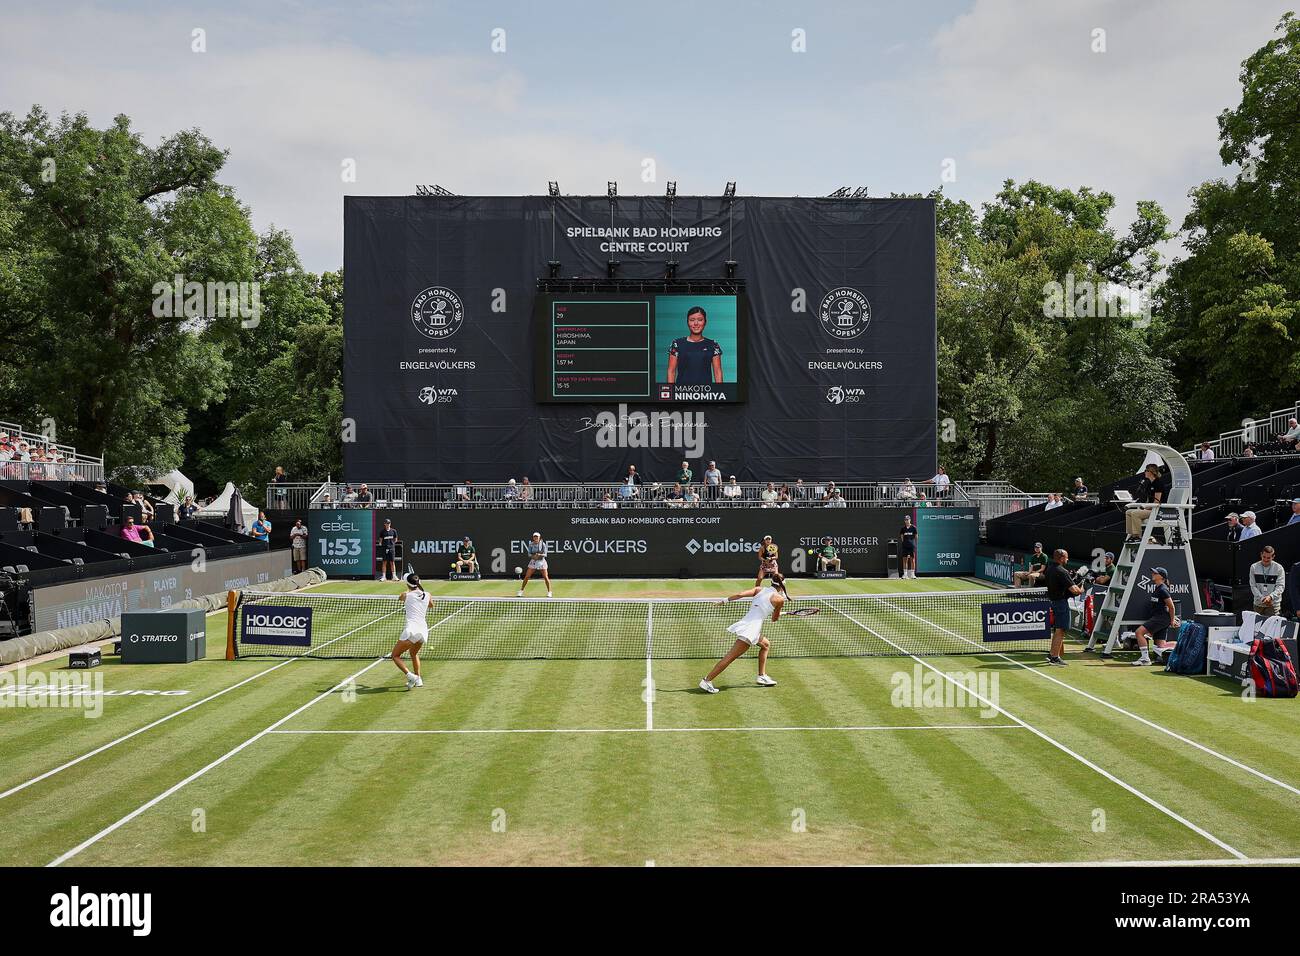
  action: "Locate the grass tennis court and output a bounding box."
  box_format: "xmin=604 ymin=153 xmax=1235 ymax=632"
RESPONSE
xmin=5 ymin=576 xmax=1300 ymax=867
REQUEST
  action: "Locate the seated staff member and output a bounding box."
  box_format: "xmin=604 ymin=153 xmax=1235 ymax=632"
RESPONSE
xmin=1250 ymin=545 xmax=1285 ymax=619
xmin=816 ymin=537 xmax=841 ymax=573
xmin=1012 ymin=542 xmax=1049 ymax=587
xmin=754 ymin=535 xmax=780 ymax=587
xmin=898 ymin=514 xmax=918 ymax=579
xmin=1131 ymin=567 xmax=1179 ymax=665
xmin=518 ymin=531 xmax=553 ymax=598
xmin=455 ymin=535 xmax=478 ymax=574
xmin=378 ymin=518 xmax=399 ymax=582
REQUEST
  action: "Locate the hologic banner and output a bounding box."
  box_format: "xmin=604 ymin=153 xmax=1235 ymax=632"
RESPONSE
xmin=30 ymin=550 xmax=293 ymax=633
xmin=343 ymin=195 xmax=937 ymax=482
xmin=241 ymin=605 xmax=313 ymax=647
xmin=982 ymin=600 xmax=1051 ymax=642
xmin=371 ymin=507 xmax=914 ymax=578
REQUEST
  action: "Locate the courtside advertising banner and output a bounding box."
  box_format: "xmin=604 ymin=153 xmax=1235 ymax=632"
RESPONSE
xmin=982 ymin=600 xmax=1051 ymax=642
xmin=915 ymin=508 xmax=979 ymax=573
xmin=240 ymin=605 xmax=313 ymax=647
xmin=344 ymin=195 xmax=937 ymax=482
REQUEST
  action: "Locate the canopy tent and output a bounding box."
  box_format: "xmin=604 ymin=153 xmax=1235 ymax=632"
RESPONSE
xmin=198 ymin=481 xmax=259 ymax=526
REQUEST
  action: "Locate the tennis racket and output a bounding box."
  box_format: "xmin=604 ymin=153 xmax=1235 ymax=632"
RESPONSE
xmin=788 ymin=607 xmax=820 ymax=618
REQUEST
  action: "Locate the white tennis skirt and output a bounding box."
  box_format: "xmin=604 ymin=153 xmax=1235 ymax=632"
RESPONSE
xmin=401 ymin=628 xmax=429 ymax=646
xmin=726 ymin=617 xmax=763 ymax=646
xmin=528 ymin=558 xmax=548 ymax=571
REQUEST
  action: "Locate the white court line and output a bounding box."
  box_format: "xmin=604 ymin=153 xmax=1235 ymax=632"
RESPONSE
xmin=904 ymin=857 xmax=1300 ymax=868
xmin=886 ymin=601 xmax=1300 ymax=800
xmin=47 ymin=656 xmax=388 ymax=867
xmin=265 ymin=724 xmax=1026 ymax=735
xmin=0 ymin=599 xmax=399 ymax=803
xmin=645 ymin=603 xmax=654 ymax=731
xmin=821 ymin=600 xmax=1247 ymax=860
xmin=46 ymin=600 xmax=470 ymax=866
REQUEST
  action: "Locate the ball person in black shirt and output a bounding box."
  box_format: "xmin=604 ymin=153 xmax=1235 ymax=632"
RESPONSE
xmin=1044 ymin=549 xmax=1082 ymax=666
xmin=1132 ymin=567 xmax=1179 ymax=666
xmin=898 ymin=514 xmax=918 ymax=579
xmin=378 ymin=518 xmax=398 ymax=582
xmin=666 ymin=306 xmax=723 ymax=385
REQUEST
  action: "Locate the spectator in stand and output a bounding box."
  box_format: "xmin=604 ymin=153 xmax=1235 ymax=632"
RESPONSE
xmin=823 ymin=481 xmax=839 ymax=502
xmin=1196 ymin=441 xmax=1215 ymax=461
xmin=94 ymin=481 xmax=108 ymax=494
xmin=621 ymin=465 xmax=644 ymax=492
xmin=518 ymin=477 xmax=532 ymax=505
xmin=290 ymin=519 xmax=309 ymax=573
xmin=931 ymin=466 xmax=950 ymax=500
xmin=1225 ymin=512 xmax=1243 ymax=541
xmin=793 ymin=479 xmax=809 ymax=504
xmin=1068 ymin=477 xmax=1088 ymax=502
xmin=761 ymin=482 xmax=778 ymax=507
xmin=179 ymin=495 xmax=199 ymax=520
xmin=825 ymin=490 xmax=846 ymax=508
xmin=320 ymin=492 xmax=333 ymax=506
xmin=272 ymin=466 xmax=288 ymax=506
xmin=666 ymin=482 xmax=685 ymax=506
xmin=1288 ymin=499 xmax=1300 ymax=526
xmin=1044 ymin=494 xmax=1063 ymax=511
xmin=135 ymin=492 xmax=155 ymax=521
xmin=777 ymin=484 xmax=792 ymax=508
xmin=120 ymin=516 xmax=143 ymax=543
xmin=898 ymin=479 xmax=917 ymax=501
xmin=704 ymin=461 xmax=722 ymax=501
xmin=722 ymin=476 xmax=742 ymax=503
xmin=250 ymin=510 xmax=271 ymax=543
xmin=503 ymin=478 xmax=519 ymax=503
xmin=1124 ymin=464 xmax=1168 ymax=542
xmin=684 ymin=485 xmax=701 ymax=507
xmin=1250 ymin=545 xmax=1285 ymax=619
xmin=1093 ymin=551 xmax=1116 ymax=586
xmin=1043 ymin=549 xmax=1081 ymax=666
xmin=1276 ymin=418 xmax=1300 ymax=452
xmin=600 ymin=493 xmax=618 ymax=510
xmin=1243 ymin=446 xmax=1256 ymax=458
xmin=355 ymin=484 xmax=373 ymax=507
xmin=1013 ymin=542 xmax=1049 ymax=587
xmin=677 ymin=460 xmax=694 ymax=486
xmin=137 ymin=523 xmax=156 ymax=548
xmin=1239 ymin=510 xmax=1262 ymax=540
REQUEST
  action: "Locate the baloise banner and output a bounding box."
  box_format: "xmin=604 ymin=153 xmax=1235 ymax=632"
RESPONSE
xmin=342 ymin=506 xmax=977 ymax=579
xmin=343 ymin=195 xmax=937 ymax=483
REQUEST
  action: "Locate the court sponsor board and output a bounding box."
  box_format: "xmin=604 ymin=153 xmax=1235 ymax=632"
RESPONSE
xmin=982 ymin=600 xmax=1051 ymax=642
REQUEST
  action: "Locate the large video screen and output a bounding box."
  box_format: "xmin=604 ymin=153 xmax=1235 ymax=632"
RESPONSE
xmin=535 ymin=293 xmax=748 ymax=403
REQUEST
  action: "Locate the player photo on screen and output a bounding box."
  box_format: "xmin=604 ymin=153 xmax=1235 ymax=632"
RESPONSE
xmin=653 ymin=295 xmax=740 ymax=400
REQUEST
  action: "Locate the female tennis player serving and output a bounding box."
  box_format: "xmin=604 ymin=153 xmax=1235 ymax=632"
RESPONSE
xmin=699 ymin=571 xmax=789 ymax=693
xmin=389 ymin=571 xmax=430 ymax=688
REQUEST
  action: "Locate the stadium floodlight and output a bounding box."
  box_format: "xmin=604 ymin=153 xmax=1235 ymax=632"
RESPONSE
xmin=607 ymin=181 xmax=618 ymax=200
xmin=723 ymin=181 xmax=736 ymax=199
xmin=827 ymin=186 xmax=850 ymax=198
xmin=548 ymin=181 xmax=560 ymax=197
xmin=724 ymin=260 xmax=738 ymax=279
xmin=666 ymin=181 xmax=677 ymax=199
xmin=665 ymin=260 xmax=678 ymax=279
xmin=548 ymin=260 xmax=562 ymax=279
xmin=851 ymin=186 xmax=870 ymax=198
xmin=607 ymin=259 xmax=620 ymax=279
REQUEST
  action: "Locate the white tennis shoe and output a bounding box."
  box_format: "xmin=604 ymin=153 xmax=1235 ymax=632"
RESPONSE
xmin=756 ymin=674 xmax=777 ymax=686
xmin=411 ymin=675 xmax=424 ymax=688
xmin=405 ymin=672 xmax=418 ymax=688
xmin=547 ymin=591 xmax=554 ymax=598
xmin=699 ymin=679 xmax=719 ymax=694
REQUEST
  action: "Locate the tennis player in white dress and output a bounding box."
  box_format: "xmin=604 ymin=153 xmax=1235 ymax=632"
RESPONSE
xmin=699 ymin=571 xmax=788 ymax=693
xmin=389 ymin=571 xmax=431 ymax=688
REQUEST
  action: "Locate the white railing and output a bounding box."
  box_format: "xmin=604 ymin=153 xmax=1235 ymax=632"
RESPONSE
xmin=0 ymin=459 xmax=104 ymax=483
xmin=1183 ymin=401 xmax=1300 ymax=460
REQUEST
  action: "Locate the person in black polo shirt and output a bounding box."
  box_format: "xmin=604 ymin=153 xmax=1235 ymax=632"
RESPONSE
xmin=1044 ymin=549 xmax=1081 ymax=666
xmin=378 ymin=519 xmax=398 ymax=582
xmin=898 ymin=514 xmax=918 ymax=579
xmin=1132 ymin=567 xmax=1179 ymax=665
xmin=667 ymin=307 xmax=723 ymax=385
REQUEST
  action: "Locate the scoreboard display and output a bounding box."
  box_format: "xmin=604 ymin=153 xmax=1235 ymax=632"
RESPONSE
xmin=535 ymin=292 xmax=747 ymax=403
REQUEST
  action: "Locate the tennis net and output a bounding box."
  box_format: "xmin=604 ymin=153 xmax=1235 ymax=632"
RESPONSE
xmin=227 ymin=588 xmax=1054 ymax=660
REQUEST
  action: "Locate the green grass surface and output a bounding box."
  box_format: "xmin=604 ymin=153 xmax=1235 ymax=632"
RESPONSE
xmin=3 ymin=576 xmax=1300 ymax=867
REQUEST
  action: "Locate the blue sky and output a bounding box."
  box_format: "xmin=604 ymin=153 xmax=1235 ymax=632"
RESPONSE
xmin=0 ymin=0 xmax=1291 ymax=271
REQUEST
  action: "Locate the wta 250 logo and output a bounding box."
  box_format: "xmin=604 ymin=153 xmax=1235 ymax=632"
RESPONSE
xmin=819 ymin=287 xmax=871 ymax=340
xmin=411 ymin=286 xmax=465 ymax=340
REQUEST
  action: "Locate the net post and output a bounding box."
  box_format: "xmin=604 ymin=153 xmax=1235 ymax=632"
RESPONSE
xmin=225 ymin=589 xmax=238 ymax=660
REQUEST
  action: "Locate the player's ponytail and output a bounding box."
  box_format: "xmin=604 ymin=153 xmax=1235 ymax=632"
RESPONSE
xmin=769 ymin=571 xmax=789 ymax=597
xmin=404 ymin=571 xmax=422 ymax=589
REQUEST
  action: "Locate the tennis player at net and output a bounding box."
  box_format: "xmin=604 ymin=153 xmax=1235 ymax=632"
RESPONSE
xmin=699 ymin=572 xmax=788 ymax=693
xmin=388 ymin=571 xmax=430 ymax=689
xmin=518 ymin=531 xmax=553 ymax=597
xmin=816 ymin=537 xmax=841 ymax=573
xmin=455 ymin=536 xmax=477 ymax=574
